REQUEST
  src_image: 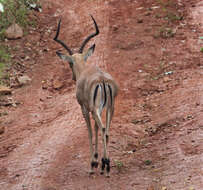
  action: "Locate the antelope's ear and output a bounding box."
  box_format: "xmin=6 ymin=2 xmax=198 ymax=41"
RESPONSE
xmin=84 ymin=44 xmax=95 ymax=62
xmin=56 ymin=51 xmax=73 ymax=66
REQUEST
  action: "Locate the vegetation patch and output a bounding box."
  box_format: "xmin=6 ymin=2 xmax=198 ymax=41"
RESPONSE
xmin=0 ymin=0 xmax=40 ymax=84
xmin=0 ymin=45 xmax=10 ymax=85
xmin=153 ymin=0 xmax=183 ymax=40
xmin=144 ymin=160 xmax=152 ymax=166
xmin=114 ymin=159 xmax=124 ymax=173
xmin=0 ymin=0 xmax=40 ymax=39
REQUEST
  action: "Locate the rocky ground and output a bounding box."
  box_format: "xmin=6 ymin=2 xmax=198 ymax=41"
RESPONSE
xmin=0 ymin=0 xmax=203 ymax=189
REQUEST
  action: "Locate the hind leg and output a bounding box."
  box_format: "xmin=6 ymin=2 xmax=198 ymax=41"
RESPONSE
xmin=93 ymin=110 xmax=110 ymax=177
xmin=81 ymin=106 xmax=95 ymax=174
xmin=104 ymin=85 xmax=115 ymax=177
xmin=92 ymin=121 xmax=99 ymax=169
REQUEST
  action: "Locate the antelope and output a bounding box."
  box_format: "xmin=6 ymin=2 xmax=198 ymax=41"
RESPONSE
xmin=54 ymin=15 xmax=118 ymax=177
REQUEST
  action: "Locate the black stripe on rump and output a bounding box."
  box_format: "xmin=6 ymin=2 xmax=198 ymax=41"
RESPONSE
xmin=103 ymin=81 xmax=107 ymax=108
xmin=93 ymin=85 xmax=100 ymax=105
xmin=108 ymin=84 xmax=113 ymax=105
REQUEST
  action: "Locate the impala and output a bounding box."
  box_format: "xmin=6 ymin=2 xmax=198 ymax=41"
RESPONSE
xmin=54 ymin=15 xmax=118 ymax=177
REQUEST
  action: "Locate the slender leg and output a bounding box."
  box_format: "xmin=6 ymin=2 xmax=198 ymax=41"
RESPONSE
xmin=81 ymin=106 xmax=95 ymax=174
xmin=105 ymin=83 xmax=115 ymax=144
xmin=106 ymin=103 xmax=114 ymax=145
xmin=102 ymin=107 xmax=112 ymax=177
xmin=93 ymin=121 xmax=99 ymax=168
xmin=104 ymin=85 xmax=115 ymax=177
xmin=93 ymin=111 xmax=108 ymax=176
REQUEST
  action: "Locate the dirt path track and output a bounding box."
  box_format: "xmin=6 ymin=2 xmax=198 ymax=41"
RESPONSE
xmin=0 ymin=0 xmax=203 ymax=190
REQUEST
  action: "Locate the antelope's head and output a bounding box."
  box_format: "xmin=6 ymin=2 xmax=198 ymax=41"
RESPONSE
xmin=54 ymin=15 xmax=99 ymax=81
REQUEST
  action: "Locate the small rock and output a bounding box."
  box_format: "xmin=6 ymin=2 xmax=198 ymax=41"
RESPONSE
xmin=0 ymin=97 xmax=19 ymax=107
xmin=15 ymin=174 xmax=20 ymax=178
xmin=196 ymin=102 xmax=200 ymax=106
xmin=53 ymin=78 xmax=64 ymax=89
xmin=25 ymin=56 xmax=30 ymax=60
xmin=126 ymin=150 xmax=133 ymax=154
xmin=0 ymin=99 xmax=11 ymax=106
xmin=28 ymin=3 xmax=42 ymax=12
xmin=41 ymin=80 xmax=49 ymax=90
xmin=136 ymin=7 xmax=144 ymax=10
xmin=17 ymin=75 xmax=32 ymax=86
xmin=0 ymin=126 xmax=5 ymax=135
xmin=131 ymin=119 xmax=140 ymax=125
xmin=5 ymin=23 xmax=23 ymax=39
xmin=144 ymin=12 xmax=151 ymax=16
xmin=163 ymin=76 xmax=171 ymax=83
xmin=137 ymin=19 xmax=143 ymax=23
xmin=147 ymin=186 xmax=155 ymax=190
xmin=165 ymin=71 xmax=173 ymax=75
xmin=0 ymin=86 xmax=12 ymax=95
xmin=151 ymin=6 xmax=160 ymax=9
xmin=112 ymin=25 xmax=119 ymax=32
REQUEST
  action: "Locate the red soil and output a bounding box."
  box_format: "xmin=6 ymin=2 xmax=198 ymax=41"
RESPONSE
xmin=0 ymin=0 xmax=203 ymax=189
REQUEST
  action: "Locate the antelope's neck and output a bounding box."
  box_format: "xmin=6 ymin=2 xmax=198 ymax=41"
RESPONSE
xmin=74 ymin=61 xmax=90 ymax=81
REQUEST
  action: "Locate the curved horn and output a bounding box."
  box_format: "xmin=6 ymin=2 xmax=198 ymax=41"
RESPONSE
xmin=54 ymin=19 xmax=73 ymax=55
xmin=79 ymin=15 xmax=99 ymax=53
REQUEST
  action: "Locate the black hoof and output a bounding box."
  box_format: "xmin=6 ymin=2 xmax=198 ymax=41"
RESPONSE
xmin=101 ymin=158 xmax=106 ymax=171
xmin=106 ymin=159 xmax=110 ymax=173
xmin=91 ymin=161 xmax=99 ymax=168
xmin=101 ymin=158 xmax=110 ymax=175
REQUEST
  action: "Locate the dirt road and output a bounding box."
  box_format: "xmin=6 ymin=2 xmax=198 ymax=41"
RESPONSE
xmin=0 ymin=0 xmax=203 ymax=189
